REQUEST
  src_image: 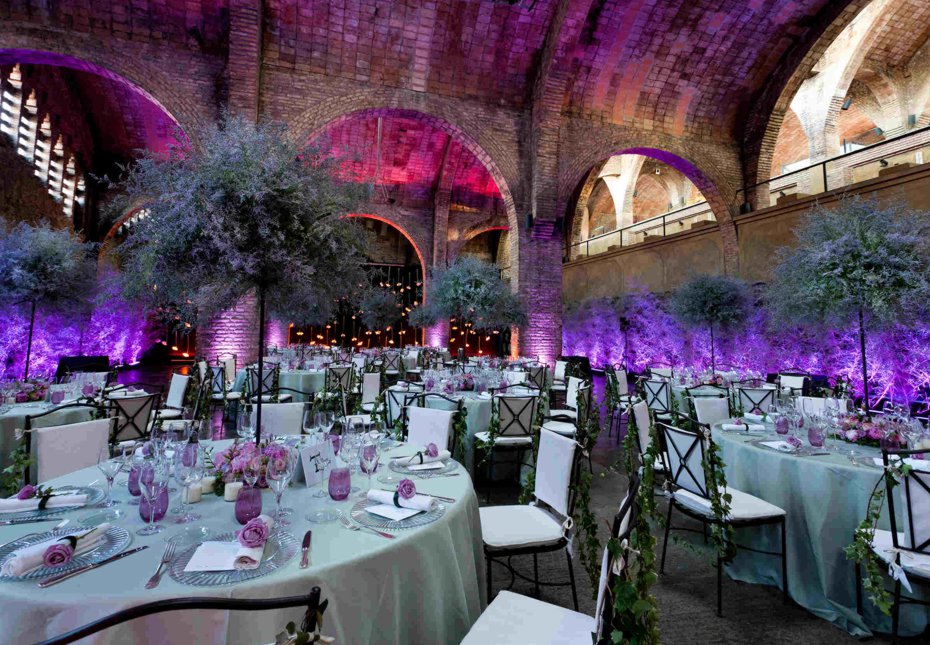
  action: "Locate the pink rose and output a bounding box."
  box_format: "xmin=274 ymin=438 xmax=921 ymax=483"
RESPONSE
xmin=43 ymin=543 xmax=74 ymax=568
xmin=14 ymin=392 xmax=28 ymax=404
xmin=397 ymin=478 xmax=416 ymax=500
xmin=786 ymin=436 xmax=802 ymax=449
xmin=236 ymin=517 xmax=270 ymax=548
xmin=426 ymin=443 xmax=439 ymax=458
xmin=16 ymin=484 xmax=36 ymax=500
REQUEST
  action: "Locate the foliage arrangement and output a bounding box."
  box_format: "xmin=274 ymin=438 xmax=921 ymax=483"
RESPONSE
xmin=114 ymin=116 xmax=371 ymax=442
xmin=0 ymin=222 xmax=96 ymax=378
xmin=0 ymin=444 xmax=34 ymax=498
xmin=767 ymin=196 xmax=930 ymax=415
xmin=670 ymin=274 xmax=751 ymax=373
xmin=358 ymin=289 xmax=400 ymax=332
xmin=409 ymin=257 xmax=525 ymax=331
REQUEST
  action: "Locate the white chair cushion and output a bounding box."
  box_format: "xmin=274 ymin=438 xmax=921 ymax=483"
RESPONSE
xmin=156 ymin=408 xmax=182 ymax=420
xmin=361 ymin=402 xmax=376 ymax=413
xmin=549 ymin=384 xmax=566 ymax=392
xmin=461 ymin=590 xmax=595 ymax=645
xmin=480 ymin=505 xmax=565 ymax=549
xmin=674 ymin=487 xmax=785 ymax=521
xmin=475 ymin=431 xmax=533 ymax=446
xmin=547 ymin=408 xmax=577 ymax=420
xmin=870 ymin=530 xmax=930 ymax=579
xmin=541 ymin=420 xmax=576 ymax=436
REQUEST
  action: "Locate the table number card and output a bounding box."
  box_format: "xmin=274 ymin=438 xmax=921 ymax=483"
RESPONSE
xmin=300 ymin=441 xmax=335 ymax=487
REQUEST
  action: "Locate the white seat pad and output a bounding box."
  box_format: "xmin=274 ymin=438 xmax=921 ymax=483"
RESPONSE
xmin=475 ymin=431 xmax=533 ymax=446
xmin=251 ymin=394 xmax=292 ymax=403
xmin=361 ymin=402 xmax=376 ymax=413
xmin=461 ymin=590 xmax=595 ymax=645
xmin=674 ymin=487 xmax=785 ymax=521
xmin=871 ymin=530 xmax=930 ymax=579
xmin=481 ymin=505 xmax=565 ymax=549
xmin=549 ymin=384 xmax=566 ymax=392
xmin=541 ymin=420 xmax=576 ymax=436
xmin=548 ymin=408 xmax=577 ymax=420
xmin=156 ymin=408 xmax=182 ymax=419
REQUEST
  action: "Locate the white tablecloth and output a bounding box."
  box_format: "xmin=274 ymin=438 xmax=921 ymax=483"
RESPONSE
xmin=0 ymin=439 xmax=485 ymax=644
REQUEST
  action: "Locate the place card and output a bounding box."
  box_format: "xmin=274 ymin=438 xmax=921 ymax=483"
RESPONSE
xmin=184 ymin=541 xmax=240 ymax=572
xmin=300 ymin=441 xmax=336 ymax=487
xmin=405 ymin=461 xmax=444 ymax=471
xmin=365 ymin=504 xmax=422 ymax=521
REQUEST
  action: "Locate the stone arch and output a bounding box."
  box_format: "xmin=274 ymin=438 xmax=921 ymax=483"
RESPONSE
xmin=345 ymin=213 xmax=428 ymax=279
xmin=448 ymin=225 xmax=510 ymax=262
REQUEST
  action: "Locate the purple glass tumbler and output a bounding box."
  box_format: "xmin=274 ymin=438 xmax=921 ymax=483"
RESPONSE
xmin=328 ymin=467 xmax=351 ymax=501
xmin=127 ymin=464 xmax=141 ymax=497
xmin=50 ymin=390 xmax=64 ymax=405
xmin=139 ymin=487 xmax=168 ymax=522
xmin=775 ymin=416 xmax=790 ymax=436
xmin=235 ymin=485 xmax=263 ymax=525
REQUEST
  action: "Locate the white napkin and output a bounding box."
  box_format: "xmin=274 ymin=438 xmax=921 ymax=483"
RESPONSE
xmin=721 ymin=423 xmax=766 ymax=432
xmin=184 ymin=515 xmax=276 ymax=572
xmin=1 ymin=523 xmax=110 ymax=576
xmin=391 ymin=449 xmax=450 ymax=467
xmin=235 ymin=514 xmax=277 ymax=570
xmin=872 ymin=457 xmax=930 ymax=472
xmin=759 ymin=441 xmax=797 ymax=453
xmin=367 ymin=489 xmax=437 ymax=512
xmin=0 ymin=493 xmax=88 ymax=514
xmin=742 ymin=413 xmax=767 ymax=423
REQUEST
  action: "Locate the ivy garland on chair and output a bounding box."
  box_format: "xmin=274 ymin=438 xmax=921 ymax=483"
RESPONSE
xmin=700 ymin=429 xmax=738 ymax=565
xmin=452 ymin=404 xmax=469 ymax=465
xmin=844 ymin=461 xmax=913 ymax=615
xmin=574 ymin=388 xmax=605 ymax=590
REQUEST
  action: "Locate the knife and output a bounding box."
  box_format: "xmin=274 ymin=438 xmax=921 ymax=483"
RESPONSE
xmin=38 ymin=546 xmax=149 ymax=588
xmin=299 ymin=530 xmax=312 ymax=569
xmin=0 ymin=518 xmax=58 ymax=526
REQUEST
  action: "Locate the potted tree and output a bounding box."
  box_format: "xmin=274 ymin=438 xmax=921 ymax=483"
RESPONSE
xmin=767 ymin=196 xmax=930 ymax=416
xmin=0 ymin=222 xmax=95 ymax=379
xmin=670 ymin=274 xmax=751 ymax=373
xmin=117 ymin=116 xmax=371 ymax=443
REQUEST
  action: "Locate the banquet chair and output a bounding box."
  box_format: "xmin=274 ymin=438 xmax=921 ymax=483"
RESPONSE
xmin=22 ymin=403 xmax=110 ymax=484
xmin=360 ymin=372 xmax=381 ymax=413
xmin=542 ymin=382 xmax=592 ymax=439
xmin=480 ymin=429 xmax=582 ymax=611
xmin=325 ymin=364 xmax=354 ymax=393
xmin=550 ymin=360 xmax=568 ymax=391
xmin=650 ymin=365 xmax=674 ymax=379
xmin=247 ymin=366 xmax=293 ymax=403
xmin=690 ymin=396 xmax=731 ymax=427
xmin=778 ymin=372 xmax=810 ymax=396
xmin=108 ymin=393 xmax=159 ymax=445
xmin=155 ymin=372 xmax=191 ymax=421
xmin=36 ymin=586 xmax=326 ymax=645
xmin=855 ymin=448 xmax=930 ymax=643
xmin=405 ymin=404 xmax=456 ymax=451
xmin=643 ymin=379 xmax=672 ymax=420
xmin=476 ymin=392 xmax=539 ymax=502
xmin=255 ymin=402 xmax=305 ymax=436
xmin=208 ymin=365 xmax=243 ymax=413
xmin=526 ymin=364 xmax=549 ymax=391
xmin=383 ymin=351 xmax=402 ymax=376
xmin=737 ymin=387 xmax=776 ymax=414
xmin=631 ymin=400 xmax=666 ymax=477
xmin=464 ymin=471 xmax=640 ymax=645
xmin=384 ymin=388 xmax=420 ymax=431
xmin=657 ymin=421 xmax=788 ymax=616
xmin=549 ymin=376 xmax=584 ymax=420
xmin=605 ymin=365 xmax=635 ymax=440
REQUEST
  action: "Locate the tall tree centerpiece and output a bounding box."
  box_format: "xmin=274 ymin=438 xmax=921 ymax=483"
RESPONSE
xmin=0 ymin=222 xmax=96 ymax=379
xmin=409 ymin=256 xmax=526 ymax=340
xmin=670 ymin=273 xmax=751 ymax=373
xmin=358 ymin=288 xmax=401 ymax=343
xmin=117 ymin=116 xmax=370 ymax=443
xmin=767 ymin=196 xmax=930 ymax=415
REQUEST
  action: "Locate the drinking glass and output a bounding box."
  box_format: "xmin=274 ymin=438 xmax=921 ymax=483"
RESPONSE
xmin=174 ymin=448 xmax=204 ymax=524
xmin=358 ymin=439 xmax=381 ymax=498
xmin=266 ymin=447 xmax=296 ymax=528
xmin=237 ymin=408 xmax=253 ymax=439
xmin=97 ymin=446 xmax=122 ymax=507
xmin=127 ymin=448 xmax=143 ymax=506
xmin=807 ymin=416 xmax=825 ymax=449
xmin=311 ymin=448 xmax=332 ymax=500
xmin=328 ymin=467 xmax=351 ymax=501
xmin=303 ymin=409 xmax=318 ymax=436
xmin=138 ymin=458 xmax=170 ymax=535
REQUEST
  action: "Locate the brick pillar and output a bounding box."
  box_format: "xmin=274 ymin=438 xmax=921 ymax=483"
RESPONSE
xmin=199 ymin=291 xmax=261 ymax=364
xmin=264 ymin=319 xmax=289 ymax=349
xmin=516 ymin=232 xmax=562 ymax=365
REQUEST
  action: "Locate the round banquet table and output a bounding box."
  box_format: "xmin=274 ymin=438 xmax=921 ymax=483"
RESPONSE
xmin=0 ymin=439 xmax=486 ymax=644
xmin=232 ymin=369 xmax=326 ymax=402
xmin=0 ymin=402 xmax=93 ymax=472
xmin=711 ymin=422 xmax=930 ymax=637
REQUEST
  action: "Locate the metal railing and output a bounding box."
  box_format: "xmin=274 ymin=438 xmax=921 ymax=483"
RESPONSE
xmin=737 ymin=124 xmax=930 ymax=210
xmin=566 ymin=200 xmax=715 ymax=261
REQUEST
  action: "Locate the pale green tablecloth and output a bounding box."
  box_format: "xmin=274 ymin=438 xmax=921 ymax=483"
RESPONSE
xmin=712 ymin=425 xmax=929 ymax=637
xmin=0 ymin=439 xmax=485 ymax=644
xmin=233 ymin=370 xmax=326 ymax=402
xmin=0 ymin=403 xmax=93 ymax=471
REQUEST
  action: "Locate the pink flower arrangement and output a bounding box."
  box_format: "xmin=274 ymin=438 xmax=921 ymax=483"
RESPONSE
xmin=213 ymin=441 xmax=290 ymax=488
xmin=835 ymin=414 xmax=906 ymax=448
xmin=8 ymin=378 xmax=50 ymax=403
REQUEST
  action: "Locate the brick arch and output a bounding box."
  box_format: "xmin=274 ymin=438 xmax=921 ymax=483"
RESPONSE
xmin=0 ymin=44 xmax=211 ymax=140
xmin=448 ymin=225 xmax=510 ymax=262
xmin=346 ymin=213 xmax=427 ymax=276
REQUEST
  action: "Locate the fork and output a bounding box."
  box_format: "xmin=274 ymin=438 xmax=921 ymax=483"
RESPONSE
xmin=144 ymin=541 xmax=176 ymax=589
xmin=338 ymin=514 xmax=394 ymax=539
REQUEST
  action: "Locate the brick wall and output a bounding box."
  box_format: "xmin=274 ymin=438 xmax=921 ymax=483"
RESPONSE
xmin=0 ymin=143 xmax=68 ymax=227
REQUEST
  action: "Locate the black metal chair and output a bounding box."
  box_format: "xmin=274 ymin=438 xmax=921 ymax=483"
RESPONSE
xmin=657 ymin=420 xmax=788 ymax=616
xmin=736 ymin=386 xmax=776 ymax=414
xmin=855 ymin=448 xmax=930 ymax=644
xmin=107 ymin=392 xmax=159 ymax=445
xmin=643 ymin=378 xmax=672 ymax=419
xmin=35 ymin=586 xmax=326 ymax=645
xmin=477 ymin=392 xmax=539 ymax=502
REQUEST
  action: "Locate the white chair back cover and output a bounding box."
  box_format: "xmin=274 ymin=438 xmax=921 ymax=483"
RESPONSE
xmin=352 ymin=355 xmax=368 ymax=371
xmin=900 ymin=468 xmax=930 ymax=553
xmin=197 ymin=361 xmax=208 ymax=380
xmin=780 ymin=374 xmax=806 ymax=392
xmin=662 ymin=424 xmax=708 ymax=498
xmin=222 ymin=357 xmax=236 ymax=384
xmin=361 ymin=373 xmax=380 ymax=405
xmin=651 ymin=367 xmax=673 ymax=379
xmin=692 ymin=397 xmax=730 ymax=426
xmin=565 ymin=376 xmax=582 ymax=410
xmin=406 ymin=406 xmax=454 ymax=450
xmin=35 ymin=419 xmax=111 ymax=482
xmin=554 ymin=360 xmax=567 ymax=382
xmin=165 ymin=373 xmax=190 ymax=409
xmin=255 ymin=402 xmax=305 ymax=435
xmin=632 ymin=401 xmax=652 ymax=455
xmin=504 ymin=370 xmax=527 ymax=384
xmin=737 ymin=387 xmax=775 ymax=413
xmin=594 ymin=484 xmax=638 ymax=638
xmin=534 ymin=428 xmax=576 ymax=517
xmin=614 ymin=368 xmax=629 ymax=397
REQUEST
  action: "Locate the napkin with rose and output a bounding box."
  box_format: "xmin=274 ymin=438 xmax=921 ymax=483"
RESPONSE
xmin=234 ymin=514 xmax=276 ymax=570
xmin=391 ymin=442 xmax=450 ymax=467
xmin=1 ymin=523 xmax=111 ymax=576
xmin=366 ymin=479 xmax=437 ymax=512
xmin=0 ymin=485 xmax=87 ymax=514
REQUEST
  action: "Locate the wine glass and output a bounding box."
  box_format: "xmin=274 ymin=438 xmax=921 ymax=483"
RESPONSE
xmin=303 ymin=408 xmax=318 ymax=436
xmin=358 ymin=437 xmax=381 ymax=498
xmin=173 ymin=449 xmax=203 ymax=524
xmin=97 ymin=446 xmax=122 ymax=507
xmin=266 ymin=447 xmax=296 ymax=528
xmin=138 ymin=458 xmax=170 ymax=536
xmin=237 ymin=407 xmax=253 ymax=439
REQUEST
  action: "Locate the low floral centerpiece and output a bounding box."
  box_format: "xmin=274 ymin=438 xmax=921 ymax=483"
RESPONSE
xmin=7 ymin=378 xmax=50 ymax=403
xmin=833 ymin=413 xmax=907 ymax=449
xmin=211 ymin=441 xmax=290 ymax=494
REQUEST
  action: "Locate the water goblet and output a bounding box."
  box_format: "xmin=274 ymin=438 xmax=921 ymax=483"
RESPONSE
xmin=97 ymin=446 xmax=122 ymax=508
xmin=807 ymin=416 xmax=825 ymax=449
xmin=358 ymin=438 xmax=381 ymax=498
xmin=137 ymin=458 xmax=170 ymax=535
xmin=266 ymin=447 xmax=296 ymax=528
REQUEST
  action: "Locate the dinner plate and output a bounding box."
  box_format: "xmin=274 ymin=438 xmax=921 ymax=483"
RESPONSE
xmin=388 ymin=459 xmax=458 ymax=476
xmin=350 ymin=498 xmax=445 ymax=531
xmin=0 ymin=524 xmax=131 ymax=581
xmin=167 ymin=531 xmax=298 ymax=587
xmin=0 ymin=486 xmax=105 ymax=522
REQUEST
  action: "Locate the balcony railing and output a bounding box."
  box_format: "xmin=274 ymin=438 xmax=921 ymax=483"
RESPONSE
xmin=566 ymin=200 xmax=715 ymax=261
xmin=737 ymin=125 xmax=930 ymax=210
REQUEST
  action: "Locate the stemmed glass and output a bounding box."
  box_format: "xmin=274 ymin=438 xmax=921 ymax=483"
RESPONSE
xmin=266 ymin=446 xmax=296 ymax=528
xmin=303 ymin=409 xmax=318 ymax=437
xmin=173 ymin=448 xmax=204 ymax=524
xmin=97 ymin=446 xmax=122 ymax=507
xmin=358 ymin=437 xmax=381 ymax=498
xmin=312 ymin=443 xmax=333 ymax=500
xmin=138 ymin=458 xmax=170 ymax=536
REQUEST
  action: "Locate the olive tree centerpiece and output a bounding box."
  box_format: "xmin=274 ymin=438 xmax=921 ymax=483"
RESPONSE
xmin=118 ymin=116 xmax=370 ymax=443
xmin=767 ymin=196 xmax=930 ymax=415
xmin=670 ymin=273 xmax=751 ymax=373
xmin=0 ymin=222 xmax=96 ymax=379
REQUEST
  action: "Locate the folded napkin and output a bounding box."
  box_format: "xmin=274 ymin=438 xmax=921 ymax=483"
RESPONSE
xmin=721 ymin=423 xmax=766 ymax=432
xmin=743 ymin=413 xmax=767 ymax=423
xmin=1 ymin=523 xmax=110 ymax=576
xmin=391 ymin=449 xmax=451 ymax=467
xmin=872 ymin=457 xmax=930 ymax=472
xmin=367 ymin=489 xmax=437 ymax=512
xmin=0 ymin=493 xmax=88 ymax=514
xmin=235 ymin=514 xmax=276 ymax=570
xmin=759 ymin=441 xmax=797 ymax=453
xmin=183 ymin=515 xmax=276 ymax=573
